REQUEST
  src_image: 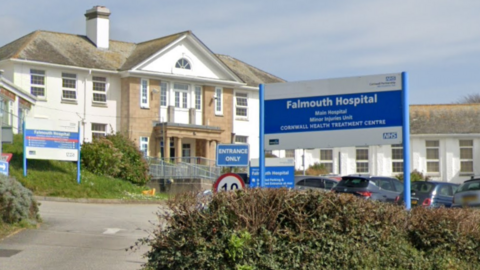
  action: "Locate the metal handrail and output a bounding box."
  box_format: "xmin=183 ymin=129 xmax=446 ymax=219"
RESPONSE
xmin=147 ymin=157 xmax=221 ymax=181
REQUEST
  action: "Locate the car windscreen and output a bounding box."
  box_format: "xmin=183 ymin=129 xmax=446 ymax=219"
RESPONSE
xmin=411 ymin=182 xmax=435 ymax=194
xmin=457 ymin=181 xmax=480 ymax=193
xmin=336 ymin=178 xmax=370 ymax=188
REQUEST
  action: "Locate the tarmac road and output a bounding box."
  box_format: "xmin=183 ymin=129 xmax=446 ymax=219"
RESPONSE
xmin=0 ymin=199 xmax=166 ymax=270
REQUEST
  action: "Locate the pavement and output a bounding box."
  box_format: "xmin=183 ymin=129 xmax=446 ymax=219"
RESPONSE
xmin=33 ymin=195 xmax=167 ymax=205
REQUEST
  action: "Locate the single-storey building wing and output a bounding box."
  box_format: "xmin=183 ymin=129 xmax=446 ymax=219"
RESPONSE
xmin=0 ymin=71 xmax=36 ymax=135
xmin=272 ymin=104 xmax=480 ymax=183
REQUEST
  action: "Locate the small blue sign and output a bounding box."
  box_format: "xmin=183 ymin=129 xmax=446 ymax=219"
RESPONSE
xmin=0 ymin=161 xmax=9 ymax=176
xmin=216 ymin=144 xmax=249 ymax=167
xmin=249 ymin=166 xmax=295 ymax=189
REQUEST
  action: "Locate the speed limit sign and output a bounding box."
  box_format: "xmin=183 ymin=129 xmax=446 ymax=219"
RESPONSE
xmin=213 ymin=173 xmax=245 ymax=192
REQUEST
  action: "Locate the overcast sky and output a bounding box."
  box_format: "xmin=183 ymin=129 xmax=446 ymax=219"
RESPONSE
xmin=1 ymin=0 xmax=479 ymax=104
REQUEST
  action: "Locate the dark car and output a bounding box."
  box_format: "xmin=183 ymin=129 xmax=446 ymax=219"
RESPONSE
xmin=332 ymin=175 xmax=403 ymax=202
xmin=452 ymin=177 xmax=480 ymax=208
xmin=294 ymin=175 xmax=339 ymax=192
xmin=395 ymin=181 xmax=459 ymax=208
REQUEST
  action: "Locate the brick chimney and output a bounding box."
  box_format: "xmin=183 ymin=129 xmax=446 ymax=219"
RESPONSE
xmin=85 ymin=6 xmax=111 ymax=49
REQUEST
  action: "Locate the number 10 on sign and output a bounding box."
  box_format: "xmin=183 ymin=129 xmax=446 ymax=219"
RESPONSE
xmin=213 ymin=173 xmax=246 ymax=193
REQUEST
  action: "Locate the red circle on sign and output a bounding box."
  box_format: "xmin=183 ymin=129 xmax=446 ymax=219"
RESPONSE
xmin=213 ymin=173 xmax=246 ymax=193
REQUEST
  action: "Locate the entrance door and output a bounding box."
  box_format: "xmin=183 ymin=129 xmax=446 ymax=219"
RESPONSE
xmin=182 ymin=143 xmax=191 ymax=163
xmin=160 ymin=140 xmax=175 ymax=160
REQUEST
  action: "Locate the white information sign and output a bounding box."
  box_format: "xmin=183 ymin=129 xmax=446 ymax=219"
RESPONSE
xmin=24 ymin=118 xmax=80 ymax=161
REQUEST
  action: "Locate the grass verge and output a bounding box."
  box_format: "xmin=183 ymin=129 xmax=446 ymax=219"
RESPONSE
xmin=3 ymin=134 xmax=167 ymax=201
xmin=0 ymin=220 xmax=38 ymax=241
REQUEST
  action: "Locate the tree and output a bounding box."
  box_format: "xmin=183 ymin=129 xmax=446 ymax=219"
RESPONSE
xmin=456 ymin=93 xmax=480 ymax=104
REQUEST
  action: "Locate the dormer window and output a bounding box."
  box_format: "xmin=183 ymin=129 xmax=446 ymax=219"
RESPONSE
xmin=175 ymin=58 xmax=191 ymax=69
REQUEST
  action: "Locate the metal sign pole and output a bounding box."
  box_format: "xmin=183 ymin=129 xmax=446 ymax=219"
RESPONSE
xmin=259 ymin=84 xmax=265 ymax=188
xmin=402 ymin=72 xmax=411 ymax=210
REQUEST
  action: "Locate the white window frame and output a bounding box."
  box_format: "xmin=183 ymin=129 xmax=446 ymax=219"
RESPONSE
xmin=30 ymin=69 xmax=46 ymax=99
xmin=175 ymin=58 xmax=191 ymax=69
xmin=182 ymin=143 xmax=191 ymax=157
xmin=235 ymin=135 xmax=248 ymax=144
xmin=460 ymin=140 xmax=473 ymax=175
xmin=195 ymin=86 xmax=202 ymax=110
xmin=92 ymin=76 xmax=107 ymax=104
xmin=356 ymin=147 xmax=369 ymax=174
xmin=140 ymin=79 xmax=149 ymax=108
xmin=0 ymin=98 xmax=10 ymax=125
xmin=391 ymin=144 xmax=404 ymax=173
xmin=160 ymin=82 xmax=168 ymax=107
xmin=426 ymin=140 xmax=440 ymax=174
xmin=92 ymin=123 xmax=107 ymax=139
xmin=215 ymin=87 xmax=223 ymax=115
xmin=174 ymin=83 xmax=188 ymax=109
xmin=62 ymin=72 xmax=77 ymax=101
xmin=140 ymin=137 xmax=149 ymax=157
xmin=320 ymin=149 xmax=333 ymax=174
xmin=235 ymin=92 xmax=248 ymax=119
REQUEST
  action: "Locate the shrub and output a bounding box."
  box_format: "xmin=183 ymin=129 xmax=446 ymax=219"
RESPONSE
xmin=81 ymin=133 xmax=150 ymax=185
xmin=295 ymin=162 xmax=329 ymax=176
xmin=395 ymin=169 xmax=431 ymax=182
xmin=137 ymin=189 xmax=480 ymax=270
xmin=0 ymin=175 xmax=39 ymax=224
xmin=80 ymin=138 xmax=122 ymax=177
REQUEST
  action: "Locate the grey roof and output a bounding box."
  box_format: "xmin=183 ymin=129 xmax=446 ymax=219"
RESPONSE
xmin=215 ymin=54 xmax=286 ymax=86
xmin=0 ymin=30 xmax=285 ymax=86
xmin=119 ymin=32 xmax=188 ymax=70
xmin=410 ymin=104 xmax=480 ymax=134
xmin=0 ymin=31 xmax=135 ymax=70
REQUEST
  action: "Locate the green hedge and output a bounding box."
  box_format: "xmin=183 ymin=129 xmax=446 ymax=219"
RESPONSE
xmin=138 ymin=189 xmax=480 ymax=270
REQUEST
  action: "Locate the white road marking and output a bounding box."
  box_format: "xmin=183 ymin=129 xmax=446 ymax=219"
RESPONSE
xmin=103 ymin=228 xmax=122 ymax=235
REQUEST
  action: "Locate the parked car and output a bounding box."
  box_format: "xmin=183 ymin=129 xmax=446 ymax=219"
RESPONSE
xmin=452 ymin=177 xmax=480 ymax=208
xmin=332 ymin=175 xmax=403 ymax=202
xmin=294 ymin=175 xmax=339 ymax=192
xmin=319 ymin=174 xmax=342 ymax=181
xmin=395 ymin=181 xmax=459 ymax=208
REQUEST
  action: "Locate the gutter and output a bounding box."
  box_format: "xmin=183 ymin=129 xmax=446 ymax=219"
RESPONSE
xmin=122 ymin=70 xmax=245 ymax=88
xmin=410 ymin=134 xmax=480 ymax=138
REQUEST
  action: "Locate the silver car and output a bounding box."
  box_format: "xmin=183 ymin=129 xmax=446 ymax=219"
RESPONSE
xmin=452 ymin=178 xmax=480 ymax=208
xmin=294 ymin=176 xmax=339 ymax=192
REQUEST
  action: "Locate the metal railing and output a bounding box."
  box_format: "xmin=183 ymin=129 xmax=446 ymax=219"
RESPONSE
xmin=147 ymin=157 xmax=222 ymax=181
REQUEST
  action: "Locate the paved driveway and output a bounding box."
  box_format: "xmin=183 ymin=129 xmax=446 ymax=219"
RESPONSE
xmin=0 ymin=200 xmax=165 ymax=270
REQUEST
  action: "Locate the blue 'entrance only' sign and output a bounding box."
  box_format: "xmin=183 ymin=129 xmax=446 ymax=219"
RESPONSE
xmin=216 ymin=144 xmax=249 ymax=167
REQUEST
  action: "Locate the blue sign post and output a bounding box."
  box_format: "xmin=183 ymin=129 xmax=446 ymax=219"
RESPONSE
xmin=0 ymin=160 xmax=9 ymax=176
xmin=261 ymin=72 xmax=411 ymax=209
xmin=216 ymin=144 xmax=249 ymax=167
xmin=23 ymin=118 xmax=82 ymax=184
xmin=249 ymin=166 xmax=294 ymax=189
xmin=249 ymin=158 xmax=295 ymax=189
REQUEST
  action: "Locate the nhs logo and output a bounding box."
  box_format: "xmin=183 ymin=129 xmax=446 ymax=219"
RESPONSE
xmin=383 ymin=132 xmax=397 ymax=140
xmin=386 ymin=76 xmax=396 ymax=82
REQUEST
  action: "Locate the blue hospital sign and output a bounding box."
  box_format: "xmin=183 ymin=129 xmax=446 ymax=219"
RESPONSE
xmin=0 ymin=161 xmax=9 ymax=176
xmin=249 ymin=158 xmax=295 ymax=189
xmin=264 ymin=73 xmax=404 ymax=150
xmin=216 ymin=144 xmax=249 ymax=167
